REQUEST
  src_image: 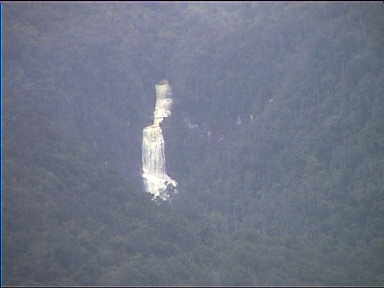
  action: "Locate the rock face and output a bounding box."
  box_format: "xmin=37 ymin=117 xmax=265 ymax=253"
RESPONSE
xmin=142 ymin=80 xmax=177 ymax=200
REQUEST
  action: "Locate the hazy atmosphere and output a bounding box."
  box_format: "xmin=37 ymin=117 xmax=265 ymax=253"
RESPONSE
xmin=4 ymin=2 xmax=384 ymax=286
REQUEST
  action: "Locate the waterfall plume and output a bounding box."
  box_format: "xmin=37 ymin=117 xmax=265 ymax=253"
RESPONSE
xmin=142 ymin=80 xmax=177 ymax=200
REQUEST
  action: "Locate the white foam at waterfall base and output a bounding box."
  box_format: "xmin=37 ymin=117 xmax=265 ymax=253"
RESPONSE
xmin=142 ymin=81 xmax=178 ymax=200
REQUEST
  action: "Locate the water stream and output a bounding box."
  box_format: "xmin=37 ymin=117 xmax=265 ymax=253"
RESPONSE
xmin=142 ymin=80 xmax=177 ymax=200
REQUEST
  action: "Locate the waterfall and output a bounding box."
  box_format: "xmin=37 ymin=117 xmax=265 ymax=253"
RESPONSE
xmin=142 ymin=80 xmax=177 ymax=200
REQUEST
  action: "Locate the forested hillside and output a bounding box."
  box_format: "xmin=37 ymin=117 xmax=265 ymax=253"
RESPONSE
xmin=4 ymin=2 xmax=384 ymax=286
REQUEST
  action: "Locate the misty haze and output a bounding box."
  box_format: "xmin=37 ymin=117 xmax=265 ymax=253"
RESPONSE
xmin=4 ymin=2 xmax=384 ymax=286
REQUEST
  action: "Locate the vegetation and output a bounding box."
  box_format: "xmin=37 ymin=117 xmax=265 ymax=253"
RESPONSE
xmin=4 ymin=2 xmax=384 ymax=286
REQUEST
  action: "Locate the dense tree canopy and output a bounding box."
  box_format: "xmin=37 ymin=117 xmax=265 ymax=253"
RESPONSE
xmin=4 ymin=2 xmax=384 ymax=286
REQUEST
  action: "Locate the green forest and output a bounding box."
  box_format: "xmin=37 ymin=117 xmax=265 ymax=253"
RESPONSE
xmin=4 ymin=2 xmax=384 ymax=286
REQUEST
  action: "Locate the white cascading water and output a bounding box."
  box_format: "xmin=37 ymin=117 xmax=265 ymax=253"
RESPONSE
xmin=142 ymin=80 xmax=177 ymax=200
